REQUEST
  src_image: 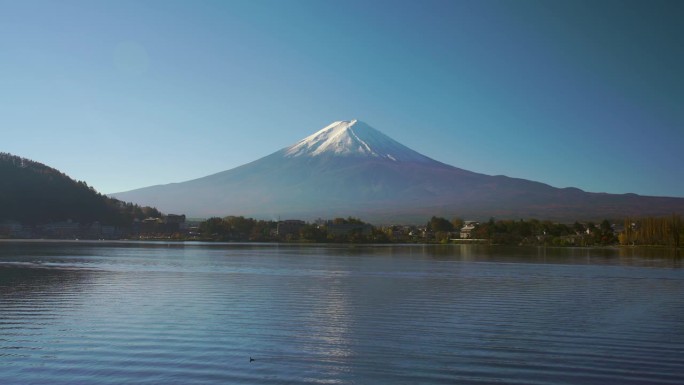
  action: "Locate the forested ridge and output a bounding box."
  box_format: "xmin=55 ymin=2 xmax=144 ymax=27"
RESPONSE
xmin=0 ymin=153 xmax=160 ymax=225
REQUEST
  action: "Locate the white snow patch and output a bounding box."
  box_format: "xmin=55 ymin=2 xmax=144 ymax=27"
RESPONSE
xmin=283 ymin=119 xmax=434 ymax=164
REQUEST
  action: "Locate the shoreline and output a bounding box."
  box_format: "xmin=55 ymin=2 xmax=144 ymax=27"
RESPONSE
xmin=0 ymin=237 xmax=681 ymax=251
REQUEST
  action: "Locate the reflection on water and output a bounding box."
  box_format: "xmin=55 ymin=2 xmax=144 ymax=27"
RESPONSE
xmin=0 ymin=241 xmax=683 ymax=385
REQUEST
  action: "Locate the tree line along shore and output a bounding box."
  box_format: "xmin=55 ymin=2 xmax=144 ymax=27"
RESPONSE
xmin=194 ymin=214 xmax=682 ymax=248
xmin=3 ymin=214 xmax=680 ymax=248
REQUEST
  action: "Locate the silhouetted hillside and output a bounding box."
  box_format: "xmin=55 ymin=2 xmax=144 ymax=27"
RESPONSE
xmin=0 ymin=153 xmax=161 ymax=225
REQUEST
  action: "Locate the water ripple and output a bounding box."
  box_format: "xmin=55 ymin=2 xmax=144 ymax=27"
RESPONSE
xmin=1 ymin=244 xmax=683 ymax=384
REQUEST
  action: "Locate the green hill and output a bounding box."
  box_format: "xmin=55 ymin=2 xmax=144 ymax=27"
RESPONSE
xmin=0 ymin=152 xmax=161 ymax=225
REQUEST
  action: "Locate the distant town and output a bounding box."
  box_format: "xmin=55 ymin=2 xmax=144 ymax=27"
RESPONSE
xmin=1 ymin=213 xmax=681 ymax=248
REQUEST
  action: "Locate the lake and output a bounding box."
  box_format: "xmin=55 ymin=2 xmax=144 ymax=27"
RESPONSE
xmin=1 ymin=241 xmax=682 ymax=384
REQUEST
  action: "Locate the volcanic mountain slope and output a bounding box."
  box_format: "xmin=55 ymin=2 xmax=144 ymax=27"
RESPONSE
xmin=111 ymin=120 xmax=684 ymax=222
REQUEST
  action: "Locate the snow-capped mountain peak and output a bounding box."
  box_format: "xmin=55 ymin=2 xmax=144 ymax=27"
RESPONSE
xmin=283 ymin=119 xmax=433 ymax=163
xmin=111 ymin=119 xmax=684 ymax=222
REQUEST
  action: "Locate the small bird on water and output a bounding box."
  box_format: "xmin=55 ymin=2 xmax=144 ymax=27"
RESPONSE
xmin=250 ymin=356 xmax=255 ymax=362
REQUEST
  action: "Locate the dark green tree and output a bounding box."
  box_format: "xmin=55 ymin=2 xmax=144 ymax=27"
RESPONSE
xmin=428 ymin=216 xmax=454 ymax=232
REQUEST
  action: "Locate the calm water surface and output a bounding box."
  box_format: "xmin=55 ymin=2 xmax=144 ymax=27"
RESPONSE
xmin=1 ymin=241 xmax=682 ymax=384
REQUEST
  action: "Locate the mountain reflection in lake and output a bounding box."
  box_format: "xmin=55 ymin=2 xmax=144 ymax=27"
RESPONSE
xmin=1 ymin=241 xmax=682 ymax=384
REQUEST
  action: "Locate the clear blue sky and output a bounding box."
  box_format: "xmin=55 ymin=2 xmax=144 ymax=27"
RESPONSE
xmin=2 ymin=0 xmax=683 ymax=197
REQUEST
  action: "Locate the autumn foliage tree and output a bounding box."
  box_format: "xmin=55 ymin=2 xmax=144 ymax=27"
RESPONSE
xmin=620 ymin=214 xmax=683 ymax=247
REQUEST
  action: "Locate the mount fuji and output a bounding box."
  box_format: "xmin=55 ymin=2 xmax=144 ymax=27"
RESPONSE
xmin=111 ymin=120 xmax=684 ymax=222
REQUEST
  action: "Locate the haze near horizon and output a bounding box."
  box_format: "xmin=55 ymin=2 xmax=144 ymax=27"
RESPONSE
xmin=2 ymin=0 xmax=682 ymax=197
